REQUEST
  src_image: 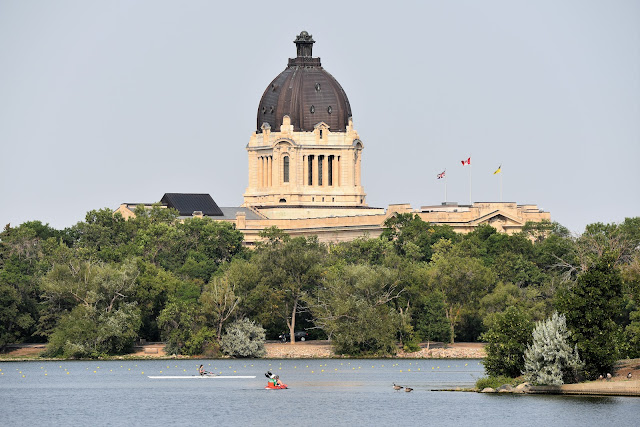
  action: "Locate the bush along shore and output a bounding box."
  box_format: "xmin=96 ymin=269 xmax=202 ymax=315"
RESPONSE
xmin=475 ymin=359 xmax=640 ymax=397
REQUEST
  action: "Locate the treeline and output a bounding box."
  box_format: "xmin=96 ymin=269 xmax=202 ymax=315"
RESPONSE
xmin=0 ymin=206 xmax=638 ymax=371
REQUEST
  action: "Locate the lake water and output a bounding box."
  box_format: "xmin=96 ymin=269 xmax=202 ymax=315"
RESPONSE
xmin=1 ymin=358 xmax=637 ymax=426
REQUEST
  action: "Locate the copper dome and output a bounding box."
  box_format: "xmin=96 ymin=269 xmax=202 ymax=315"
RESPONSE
xmin=257 ymin=31 xmax=352 ymax=133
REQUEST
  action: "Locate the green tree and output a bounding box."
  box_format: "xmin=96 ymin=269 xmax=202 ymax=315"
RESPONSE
xmin=200 ymin=275 xmax=240 ymax=340
xmin=66 ymin=209 xmax=137 ymax=262
xmin=44 ymin=303 xmax=141 ymax=358
xmin=523 ymin=312 xmax=582 ymax=385
xmin=427 ymin=240 xmax=495 ymax=342
xmin=157 ymin=300 xmax=199 ymax=355
xmin=382 ymin=213 xmax=458 ymax=262
xmin=133 ymin=261 xmax=187 ymax=341
xmin=0 ymin=222 xmax=63 ymax=347
xmin=413 ymin=291 xmax=451 ymax=343
xmin=329 ymin=236 xmax=394 ymax=266
xmin=41 ymin=258 xmax=143 ymax=356
xmin=308 ymin=264 xmax=403 ymax=356
xmin=252 ymin=230 xmax=326 ymax=344
xmin=481 ymin=306 xmax=534 ymax=377
xmin=555 ymin=253 xmax=624 ymax=379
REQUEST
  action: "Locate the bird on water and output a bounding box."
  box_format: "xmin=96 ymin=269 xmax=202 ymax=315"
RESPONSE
xmin=404 ymin=387 xmax=413 ymax=392
xmin=393 ymin=383 xmax=403 ymax=391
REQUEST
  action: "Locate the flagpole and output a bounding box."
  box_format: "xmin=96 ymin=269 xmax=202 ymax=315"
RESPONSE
xmin=500 ymin=171 xmax=503 ymax=202
xmin=445 ymin=170 xmax=447 ymax=203
xmin=469 ymin=157 xmax=472 ymax=205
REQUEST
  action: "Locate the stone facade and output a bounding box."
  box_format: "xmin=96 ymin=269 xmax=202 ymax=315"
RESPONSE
xmin=242 ymin=116 xmax=370 ymax=210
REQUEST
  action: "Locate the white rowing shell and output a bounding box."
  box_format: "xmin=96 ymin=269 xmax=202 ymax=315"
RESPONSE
xmin=148 ymin=375 xmax=256 ymax=379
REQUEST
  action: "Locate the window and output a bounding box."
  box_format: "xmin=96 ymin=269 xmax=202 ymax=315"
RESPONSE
xmin=328 ymin=155 xmax=333 ymax=186
xmin=319 ymin=129 xmax=323 ymax=139
xmin=283 ymin=156 xmax=289 ymax=183
xmin=308 ymin=155 xmax=314 ymax=185
xmin=318 ymin=155 xmax=324 ymax=186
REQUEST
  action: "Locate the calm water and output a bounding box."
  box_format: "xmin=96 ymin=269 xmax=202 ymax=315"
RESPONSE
xmin=1 ymin=358 xmax=637 ymax=426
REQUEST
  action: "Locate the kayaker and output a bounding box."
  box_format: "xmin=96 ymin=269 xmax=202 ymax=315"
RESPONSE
xmin=199 ymin=365 xmax=206 ymax=376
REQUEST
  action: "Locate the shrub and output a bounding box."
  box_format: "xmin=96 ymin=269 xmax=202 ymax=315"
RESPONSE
xmin=523 ymin=312 xmax=583 ymax=385
xmin=481 ymin=306 xmax=533 ymax=377
xmin=475 ymin=376 xmax=520 ymax=390
xmin=44 ymin=304 xmax=140 ymax=358
xmin=220 ymin=318 xmax=266 ymax=358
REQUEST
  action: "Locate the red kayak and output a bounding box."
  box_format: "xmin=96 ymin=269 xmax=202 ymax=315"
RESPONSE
xmin=265 ymin=383 xmax=288 ymax=389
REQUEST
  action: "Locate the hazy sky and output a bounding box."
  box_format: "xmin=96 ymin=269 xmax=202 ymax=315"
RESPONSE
xmin=1 ymin=1 xmax=638 ymax=235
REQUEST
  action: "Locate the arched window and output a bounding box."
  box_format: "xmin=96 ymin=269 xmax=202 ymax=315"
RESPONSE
xmin=283 ymin=156 xmax=290 ymax=183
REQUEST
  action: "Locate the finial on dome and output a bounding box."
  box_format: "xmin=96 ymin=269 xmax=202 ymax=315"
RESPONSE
xmin=294 ymin=31 xmax=315 ymax=58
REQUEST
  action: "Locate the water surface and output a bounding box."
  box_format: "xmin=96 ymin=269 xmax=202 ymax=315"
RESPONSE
xmin=1 ymin=359 xmax=637 ymax=426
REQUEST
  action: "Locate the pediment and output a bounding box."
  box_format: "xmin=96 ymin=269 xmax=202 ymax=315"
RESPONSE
xmin=474 ymin=210 xmax=522 ymax=227
xmin=273 ymin=138 xmax=297 ymax=148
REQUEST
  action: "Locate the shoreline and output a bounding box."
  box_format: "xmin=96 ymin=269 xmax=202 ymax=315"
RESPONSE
xmin=0 ymin=341 xmax=485 ymax=361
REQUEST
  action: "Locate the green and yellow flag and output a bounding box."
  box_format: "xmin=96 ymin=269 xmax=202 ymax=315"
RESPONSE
xmin=493 ymin=165 xmax=502 ymax=175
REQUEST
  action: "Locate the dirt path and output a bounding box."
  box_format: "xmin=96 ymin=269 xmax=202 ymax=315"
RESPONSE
xmin=265 ymin=341 xmax=486 ymax=359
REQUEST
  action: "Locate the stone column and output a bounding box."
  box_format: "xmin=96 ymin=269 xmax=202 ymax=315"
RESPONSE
xmin=356 ymin=150 xmax=361 ymax=187
xmin=312 ymin=155 xmax=317 ymax=186
xmin=322 ymin=155 xmax=328 ymax=187
xmin=330 ymin=155 xmax=335 ymax=186
xmin=351 ymin=150 xmax=357 ymax=186
xmin=264 ymin=156 xmax=268 ymax=188
xmin=337 ymin=155 xmax=341 ymax=187
xmin=268 ymin=156 xmax=272 ymax=187
xmin=258 ymin=156 xmax=263 ymax=188
xmin=303 ymin=155 xmax=307 ymax=186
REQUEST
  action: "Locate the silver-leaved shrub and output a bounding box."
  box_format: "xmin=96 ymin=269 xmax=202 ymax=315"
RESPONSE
xmin=523 ymin=312 xmax=583 ymax=385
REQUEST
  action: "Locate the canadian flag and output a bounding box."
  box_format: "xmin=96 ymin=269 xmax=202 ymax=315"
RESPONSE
xmin=461 ymin=157 xmax=471 ymax=166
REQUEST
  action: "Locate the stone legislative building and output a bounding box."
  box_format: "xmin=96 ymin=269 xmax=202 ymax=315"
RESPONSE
xmin=116 ymin=31 xmax=550 ymax=245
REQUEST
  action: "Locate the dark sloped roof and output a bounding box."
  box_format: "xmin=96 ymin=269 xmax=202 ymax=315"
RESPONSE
xmin=256 ymin=31 xmax=352 ymax=133
xmin=160 ymin=193 xmax=223 ymax=216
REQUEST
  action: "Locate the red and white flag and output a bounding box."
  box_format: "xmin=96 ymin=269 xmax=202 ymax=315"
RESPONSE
xmin=461 ymin=157 xmax=471 ymax=166
xmin=437 ymin=170 xmax=446 ymax=179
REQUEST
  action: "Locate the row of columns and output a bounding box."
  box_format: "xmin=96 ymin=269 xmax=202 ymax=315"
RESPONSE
xmin=303 ymin=154 xmax=341 ymax=187
xmin=256 ymin=151 xmax=361 ymax=189
xmin=257 ymin=155 xmax=272 ymax=187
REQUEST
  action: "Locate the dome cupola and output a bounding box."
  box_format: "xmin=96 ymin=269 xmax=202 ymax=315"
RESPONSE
xmin=257 ymin=31 xmax=352 ymax=133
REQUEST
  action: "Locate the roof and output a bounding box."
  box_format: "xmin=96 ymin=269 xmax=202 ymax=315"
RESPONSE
xmin=256 ymin=31 xmax=352 ymax=133
xmin=160 ymin=193 xmax=223 ymax=216
xmin=217 ymin=207 xmax=263 ymax=221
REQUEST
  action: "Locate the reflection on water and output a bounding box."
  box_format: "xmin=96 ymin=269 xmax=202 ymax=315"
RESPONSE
xmin=1 ymin=359 xmax=637 ymax=427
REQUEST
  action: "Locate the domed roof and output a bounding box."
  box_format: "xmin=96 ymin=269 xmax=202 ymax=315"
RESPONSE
xmin=257 ymin=31 xmax=352 ymax=133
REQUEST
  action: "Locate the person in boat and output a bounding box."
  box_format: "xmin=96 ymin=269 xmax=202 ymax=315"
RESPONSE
xmin=265 ymin=371 xmax=282 ymax=387
xmin=199 ymin=365 xmax=207 ymax=376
